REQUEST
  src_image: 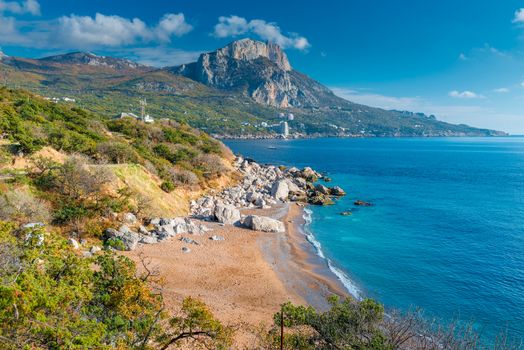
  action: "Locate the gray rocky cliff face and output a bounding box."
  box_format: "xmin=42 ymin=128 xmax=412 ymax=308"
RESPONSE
xmin=170 ymin=38 xmax=339 ymax=108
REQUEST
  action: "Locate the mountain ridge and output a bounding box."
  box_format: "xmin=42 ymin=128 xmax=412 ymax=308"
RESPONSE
xmin=0 ymin=39 xmax=506 ymax=137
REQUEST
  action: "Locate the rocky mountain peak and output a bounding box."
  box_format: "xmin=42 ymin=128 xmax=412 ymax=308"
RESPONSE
xmin=169 ymin=38 xmax=336 ymax=108
xmin=216 ymin=38 xmax=291 ymax=71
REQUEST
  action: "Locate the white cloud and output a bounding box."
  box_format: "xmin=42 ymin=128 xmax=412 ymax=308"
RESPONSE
xmin=0 ymin=0 xmax=39 ymax=16
xmin=0 ymin=15 xmax=26 ymax=44
xmin=493 ymin=87 xmax=510 ymax=93
xmin=449 ymin=90 xmax=485 ymax=99
xmin=213 ymin=15 xmax=310 ymax=50
xmin=513 ymin=8 xmax=524 ymax=23
xmin=0 ymin=12 xmax=193 ymax=49
xmin=155 ymin=13 xmax=193 ymax=42
xmin=57 ymin=13 xmax=150 ymax=47
xmin=214 ymin=15 xmax=249 ymax=37
xmin=331 ymin=87 xmax=423 ymax=111
xmin=459 ymin=53 xmax=467 ymax=61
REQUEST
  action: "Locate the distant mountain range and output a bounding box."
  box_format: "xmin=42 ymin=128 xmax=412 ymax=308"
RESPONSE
xmin=0 ymin=39 xmax=505 ymax=137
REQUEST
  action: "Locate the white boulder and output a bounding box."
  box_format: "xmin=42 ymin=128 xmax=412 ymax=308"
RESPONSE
xmin=214 ymin=203 xmax=241 ymax=225
xmin=243 ymin=215 xmax=285 ymax=233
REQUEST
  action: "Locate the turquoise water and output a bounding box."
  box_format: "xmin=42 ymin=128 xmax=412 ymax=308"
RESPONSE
xmin=225 ymin=137 xmax=524 ymax=341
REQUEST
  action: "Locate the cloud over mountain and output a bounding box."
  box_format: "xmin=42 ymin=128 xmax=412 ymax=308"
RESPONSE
xmin=213 ymin=15 xmax=310 ymax=50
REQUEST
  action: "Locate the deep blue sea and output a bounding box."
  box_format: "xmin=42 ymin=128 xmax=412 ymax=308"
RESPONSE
xmin=225 ymin=137 xmax=524 ymax=342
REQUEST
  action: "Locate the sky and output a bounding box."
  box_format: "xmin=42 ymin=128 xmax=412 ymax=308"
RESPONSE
xmin=1 ymin=0 xmax=524 ymax=134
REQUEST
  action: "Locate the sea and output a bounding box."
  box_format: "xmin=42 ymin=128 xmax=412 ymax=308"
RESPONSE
xmin=224 ymin=137 xmax=524 ymax=343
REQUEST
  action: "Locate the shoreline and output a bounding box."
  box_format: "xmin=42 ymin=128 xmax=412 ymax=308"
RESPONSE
xmin=122 ymin=157 xmax=355 ymax=346
xmin=124 ymin=202 xmax=349 ymax=346
xmin=255 ymin=202 xmax=349 ymax=310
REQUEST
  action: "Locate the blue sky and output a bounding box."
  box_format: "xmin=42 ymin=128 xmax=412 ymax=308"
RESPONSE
xmin=1 ymin=0 xmax=524 ymax=133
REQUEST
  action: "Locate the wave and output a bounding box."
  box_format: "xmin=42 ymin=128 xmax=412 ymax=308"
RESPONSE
xmin=302 ymin=207 xmax=363 ymax=300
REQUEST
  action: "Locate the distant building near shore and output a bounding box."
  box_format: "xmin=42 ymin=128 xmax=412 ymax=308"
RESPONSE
xmin=280 ymin=121 xmax=289 ymax=138
xmin=43 ymin=96 xmax=76 ymax=103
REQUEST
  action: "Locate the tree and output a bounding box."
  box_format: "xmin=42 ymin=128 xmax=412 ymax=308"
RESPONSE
xmin=156 ymin=297 xmax=233 ymax=350
xmin=269 ymin=297 xmax=389 ymax=350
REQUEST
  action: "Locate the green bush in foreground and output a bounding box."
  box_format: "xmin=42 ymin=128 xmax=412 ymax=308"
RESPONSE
xmin=0 ymin=222 xmax=233 ymax=349
xmin=264 ymin=297 xmax=522 ymax=350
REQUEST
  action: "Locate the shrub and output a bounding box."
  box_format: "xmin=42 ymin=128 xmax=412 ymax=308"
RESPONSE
xmin=160 ymin=180 xmax=176 ymax=193
xmin=169 ymin=168 xmax=199 ymax=186
xmin=96 ymin=141 xmax=140 ymax=164
xmin=193 ymin=153 xmax=228 ymax=178
xmin=55 ymin=155 xmax=114 ymax=201
xmin=0 ymin=190 xmax=51 ymax=224
xmin=53 ymin=202 xmax=89 ymax=224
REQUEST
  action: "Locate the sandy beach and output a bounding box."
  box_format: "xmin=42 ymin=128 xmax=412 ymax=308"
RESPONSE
xmin=125 ymin=202 xmax=347 ymax=347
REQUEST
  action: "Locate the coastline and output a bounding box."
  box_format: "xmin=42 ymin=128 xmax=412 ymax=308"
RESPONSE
xmin=125 ymin=202 xmax=349 ymax=346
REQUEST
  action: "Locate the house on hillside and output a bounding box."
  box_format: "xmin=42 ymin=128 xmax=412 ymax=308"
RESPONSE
xmin=115 ymin=98 xmax=154 ymax=123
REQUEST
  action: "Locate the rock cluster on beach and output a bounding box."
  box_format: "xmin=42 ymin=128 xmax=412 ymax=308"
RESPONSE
xmin=103 ymin=157 xmax=345 ymax=251
xmin=191 ymin=156 xmax=346 ymax=218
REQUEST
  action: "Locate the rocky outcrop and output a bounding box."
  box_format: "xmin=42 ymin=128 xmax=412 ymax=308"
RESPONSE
xmin=39 ymin=52 xmax=150 ymax=71
xmin=105 ymin=226 xmax=140 ymax=251
xmin=191 ymin=156 xmax=346 ymax=217
xmin=104 ymin=217 xmax=211 ymax=250
xmin=242 ymin=215 xmax=285 ymax=233
xmin=169 ymin=38 xmax=339 ymax=108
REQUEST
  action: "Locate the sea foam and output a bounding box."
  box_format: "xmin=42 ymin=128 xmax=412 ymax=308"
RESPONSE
xmin=302 ymin=207 xmax=363 ymax=300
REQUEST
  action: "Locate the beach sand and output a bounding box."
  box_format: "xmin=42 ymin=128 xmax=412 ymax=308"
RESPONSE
xmin=125 ymin=202 xmax=347 ymax=347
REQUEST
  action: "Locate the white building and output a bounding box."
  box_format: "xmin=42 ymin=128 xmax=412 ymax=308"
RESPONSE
xmin=280 ymin=121 xmax=289 ymax=138
xmin=116 ymin=112 xmax=154 ymax=123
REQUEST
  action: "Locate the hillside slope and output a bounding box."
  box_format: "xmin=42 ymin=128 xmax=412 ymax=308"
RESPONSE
xmin=0 ymin=87 xmax=235 ymax=219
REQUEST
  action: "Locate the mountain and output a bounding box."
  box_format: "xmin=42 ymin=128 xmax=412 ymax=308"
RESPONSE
xmin=0 ymin=40 xmax=506 ymax=137
xmin=38 ymin=51 xmax=151 ymax=71
xmin=169 ymin=38 xmax=342 ymax=108
xmin=1 ymin=51 xmax=152 ymax=75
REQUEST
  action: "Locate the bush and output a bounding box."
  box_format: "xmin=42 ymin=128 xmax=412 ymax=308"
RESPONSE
xmin=96 ymin=141 xmax=140 ymax=164
xmin=0 ymin=190 xmax=51 ymax=224
xmin=161 ymin=180 xmax=176 ymax=193
xmin=54 ymin=155 xmax=114 ymax=201
xmin=53 ymin=202 xmax=89 ymax=224
xmin=193 ymin=153 xmax=228 ymax=178
xmin=169 ymin=168 xmax=199 ymax=186
xmin=0 ymin=223 xmax=232 ymax=349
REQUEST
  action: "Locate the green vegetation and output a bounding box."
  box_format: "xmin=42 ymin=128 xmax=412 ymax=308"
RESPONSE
xmin=261 ymin=297 xmax=520 ymax=350
xmin=0 ymin=87 xmax=228 ymax=184
xmin=0 ymin=222 xmax=232 ymax=349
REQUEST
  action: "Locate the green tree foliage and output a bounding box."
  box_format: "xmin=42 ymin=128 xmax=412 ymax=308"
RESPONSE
xmin=0 ymin=222 xmax=233 ymax=349
xmin=268 ymin=296 xmax=389 ymax=350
